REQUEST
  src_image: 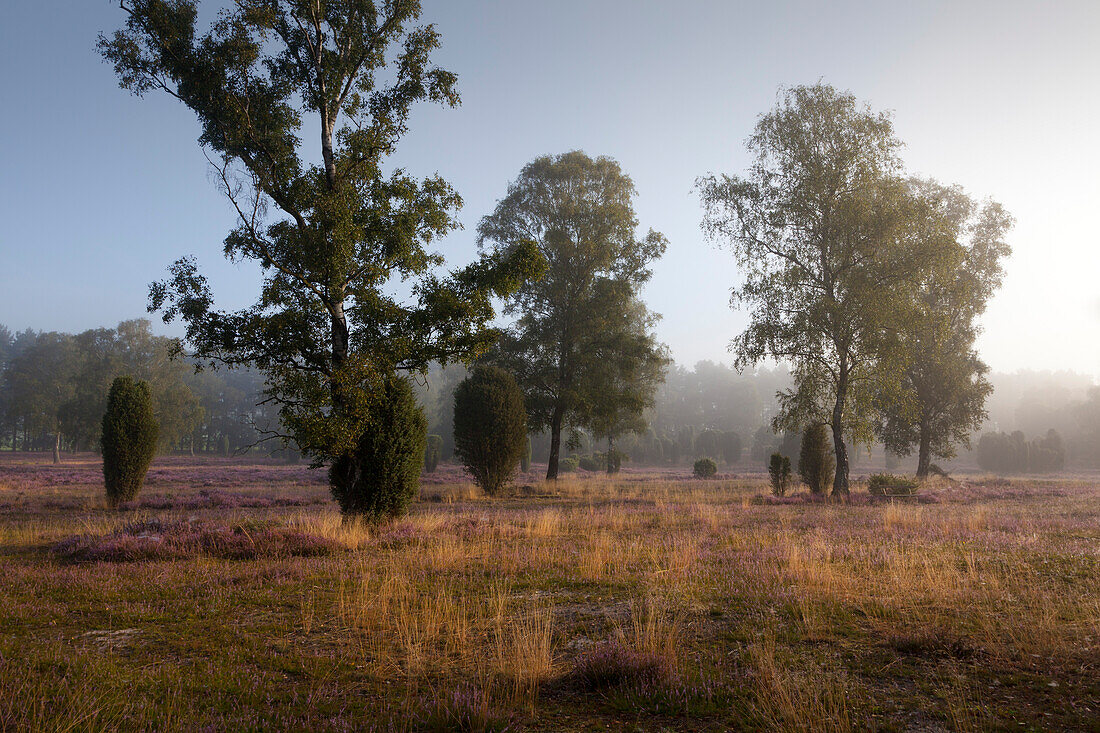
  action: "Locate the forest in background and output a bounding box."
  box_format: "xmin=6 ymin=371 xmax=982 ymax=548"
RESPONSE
xmin=3 ymin=319 xmax=1096 ymax=472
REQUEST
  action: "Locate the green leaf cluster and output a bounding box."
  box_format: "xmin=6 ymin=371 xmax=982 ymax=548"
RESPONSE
xmin=328 ymin=375 xmax=426 ymax=518
xmin=452 ymin=366 xmax=527 ymax=496
xmin=101 ymin=2 xmax=540 ymax=486
xmin=478 ymin=151 xmax=668 ymax=478
xmin=102 ymin=376 xmax=159 ymax=508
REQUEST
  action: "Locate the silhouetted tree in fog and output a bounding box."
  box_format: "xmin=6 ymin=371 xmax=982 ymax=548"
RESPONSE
xmin=576 ymin=294 xmax=668 ymax=474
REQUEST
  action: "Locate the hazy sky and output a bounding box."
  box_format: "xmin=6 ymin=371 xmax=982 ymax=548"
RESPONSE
xmin=1 ymin=1 xmax=1098 ymax=376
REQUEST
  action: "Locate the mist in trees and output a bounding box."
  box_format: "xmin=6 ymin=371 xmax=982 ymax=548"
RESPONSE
xmin=876 ymin=179 xmax=1013 ymax=478
xmin=0 ymin=320 xmax=286 ymax=459
xmin=698 ymin=84 xmax=1010 ymax=494
xmin=4 ymin=314 xmax=1096 ymax=477
xmin=0 ymin=321 xmax=202 ymax=458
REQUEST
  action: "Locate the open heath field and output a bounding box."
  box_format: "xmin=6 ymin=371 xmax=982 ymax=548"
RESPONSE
xmin=0 ymin=454 xmax=1097 ymax=732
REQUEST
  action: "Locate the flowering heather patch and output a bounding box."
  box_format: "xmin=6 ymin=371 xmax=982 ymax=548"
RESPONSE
xmin=413 ymin=684 xmax=513 ymax=732
xmin=0 ymin=452 xmax=327 ymax=490
xmin=755 ymin=490 xmax=940 ymax=506
xmin=2 ymin=454 xmax=1099 ymax=730
xmin=120 ymin=489 xmax=322 ymax=511
xmin=51 ymin=518 xmax=343 ymax=563
xmin=568 ymin=639 xmax=671 ymax=691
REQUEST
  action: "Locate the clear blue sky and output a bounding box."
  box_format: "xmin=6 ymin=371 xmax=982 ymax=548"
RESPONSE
xmin=1 ymin=0 xmax=1098 ymax=376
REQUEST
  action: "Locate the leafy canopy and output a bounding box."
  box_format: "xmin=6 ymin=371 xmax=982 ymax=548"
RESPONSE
xmin=100 ymin=0 xmax=541 ymax=466
xmin=478 ymin=151 xmax=666 ymax=478
xmin=877 ymin=179 xmax=1012 ymax=476
xmin=698 ymin=84 xmax=940 ymax=493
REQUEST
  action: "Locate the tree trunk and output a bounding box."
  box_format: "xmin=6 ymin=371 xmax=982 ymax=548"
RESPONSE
xmin=606 ymin=435 xmax=614 ymax=475
xmin=52 ymin=431 xmax=61 ymax=464
xmin=831 ymin=369 xmax=850 ymax=497
xmin=546 ymin=404 xmax=564 ymax=480
xmin=916 ymin=419 xmax=932 ymax=480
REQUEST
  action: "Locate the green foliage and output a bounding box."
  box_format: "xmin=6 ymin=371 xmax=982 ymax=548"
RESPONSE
xmin=411 ymin=363 xmax=469 ymax=462
xmin=63 ymin=320 xmax=201 ymax=453
xmin=479 ymin=151 xmax=667 ymax=479
xmin=877 ymin=179 xmax=1012 ymax=479
xmin=560 ymin=455 xmax=579 ymax=473
xmin=3 ymin=332 xmax=77 ymax=462
xmin=453 ymin=366 xmax=527 ymax=496
xmin=976 ymin=430 xmax=1065 ymax=474
xmin=605 ymin=449 xmax=623 ymax=474
xmin=102 ymin=376 xmax=159 ymax=508
xmin=102 ymin=1 xmax=540 ymax=490
xmin=699 ymin=84 xmax=942 ymax=496
xmin=695 ymin=430 xmax=722 ymax=461
xmin=576 ymin=292 xmax=669 ymax=473
xmin=578 ymin=454 xmax=603 ymax=472
xmin=751 ymin=427 xmax=800 ymax=464
xmin=798 ymin=424 xmax=835 ymax=496
xmin=868 ymin=474 xmax=919 ymax=497
xmin=329 ymin=377 xmax=426 ymax=518
xmin=768 ymin=452 xmax=791 ymax=497
xmin=693 ymin=457 xmax=718 ymax=478
xmin=424 ymin=435 xmax=442 ymax=474
xmin=0 ymin=321 xmax=202 ymax=458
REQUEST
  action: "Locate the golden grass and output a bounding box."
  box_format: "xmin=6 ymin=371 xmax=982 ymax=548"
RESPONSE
xmin=883 ymin=502 xmax=924 ymax=530
xmin=748 ymin=627 xmax=851 ymax=733
xmin=2 ymin=464 xmax=1097 ymax=729
xmin=618 ymin=593 xmax=680 ymax=671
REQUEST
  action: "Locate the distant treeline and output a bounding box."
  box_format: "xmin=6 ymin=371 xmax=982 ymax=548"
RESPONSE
xmin=0 ymin=320 xmax=279 ymax=459
xmin=416 ymin=362 xmax=1100 ymax=471
xmin=975 ymin=430 xmax=1066 ymax=474
xmin=3 ymin=321 xmax=1098 ymax=471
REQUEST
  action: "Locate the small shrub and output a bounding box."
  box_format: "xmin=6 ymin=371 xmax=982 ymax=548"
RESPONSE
xmin=560 ymin=455 xmax=579 ymax=473
xmin=868 ymin=473 xmax=919 ymax=497
xmin=329 ymin=375 xmax=427 ymax=518
xmin=570 ymin=640 xmax=671 ymax=691
xmin=102 ymin=376 xmax=159 ymax=508
xmin=693 ymin=457 xmax=717 ymax=478
xmin=798 ymin=424 xmax=835 ymax=496
xmin=768 ymin=452 xmax=791 ymax=497
xmin=578 ymin=454 xmax=604 ymax=472
xmin=453 ymin=366 xmax=528 ymax=496
xmin=424 ymin=434 xmax=442 ymax=473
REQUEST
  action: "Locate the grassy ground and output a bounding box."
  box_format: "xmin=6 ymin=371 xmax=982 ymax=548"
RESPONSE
xmin=0 ymin=453 xmax=1097 ymax=732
